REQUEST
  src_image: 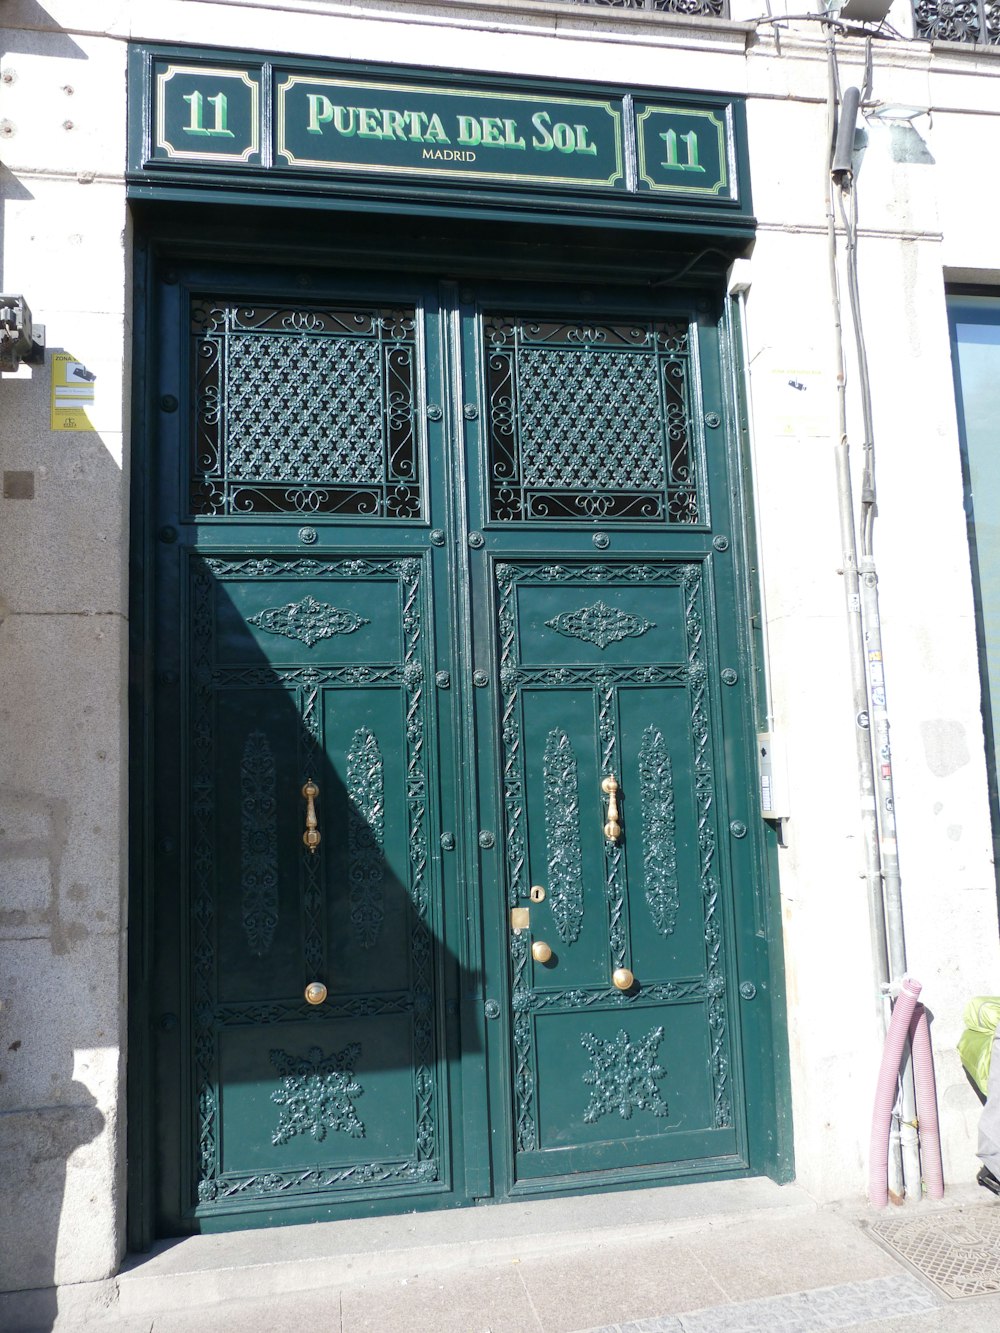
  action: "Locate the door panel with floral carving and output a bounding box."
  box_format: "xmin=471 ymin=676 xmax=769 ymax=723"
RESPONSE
xmin=494 ymin=559 xmax=736 ymax=1180
xmin=151 ymin=271 xmax=461 ymax=1232
xmin=460 ymin=292 xmax=750 ymax=1190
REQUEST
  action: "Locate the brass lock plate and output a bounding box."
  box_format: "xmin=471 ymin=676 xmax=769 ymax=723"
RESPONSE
xmin=510 ymin=907 xmax=530 ymax=931
xmin=529 ymin=885 xmax=546 ymax=903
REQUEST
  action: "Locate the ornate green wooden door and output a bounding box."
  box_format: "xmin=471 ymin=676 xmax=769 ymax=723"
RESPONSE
xmin=459 ymin=294 xmax=750 ymax=1189
xmin=151 ymin=271 xmax=466 ymax=1230
xmin=148 ymin=265 xmax=758 ymax=1233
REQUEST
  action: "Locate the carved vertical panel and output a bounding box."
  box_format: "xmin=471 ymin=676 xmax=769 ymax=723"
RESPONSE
xmin=638 ymin=726 xmax=679 ymax=937
xmin=684 ymin=565 xmax=732 ymax=1129
xmin=347 ymin=726 xmax=385 ymax=949
xmin=190 ymin=555 xmax=440 ymax=1205
xmin=240 ymin=730 xmax=279 ymax=957
xmin=543 ymin=729 xmax=584 ymax=945
xmin=191 ymin=564 xmax=220 ymax=1201
xmin=497 ymin=566 xmax=528 ymax=911
xmin=398 ymin=558 xmax=437 ymax=1171
xmin=598 ymin=677 xmax=627 ymax=971
xmin=299 ymin=666 xmax=325 ymax=980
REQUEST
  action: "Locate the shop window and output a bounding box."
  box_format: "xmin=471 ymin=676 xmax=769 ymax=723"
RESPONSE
xmin=949 ymin=293 xmax=1000 ymax=885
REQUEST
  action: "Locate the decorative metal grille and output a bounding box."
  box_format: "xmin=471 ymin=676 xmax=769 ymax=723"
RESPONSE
xmin=483 ymin=314 xmax=699 ymax=524
xmin=190 ymin=301 xmax=422 ymax=518
xmin=912 ymin=0 xmax=1000 ymax=43
xmin=566 ymin=0 xmax=728 ymax=14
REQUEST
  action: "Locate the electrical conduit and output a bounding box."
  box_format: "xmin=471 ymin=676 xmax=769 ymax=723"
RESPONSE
xmin=910 ymin=1003 xmax=945 ymax=1200
xmin=869 ymin=977 xmax=922 ymax=1207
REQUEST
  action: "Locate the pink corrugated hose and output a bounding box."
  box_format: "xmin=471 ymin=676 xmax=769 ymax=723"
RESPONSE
xmin=869 ymin=976 xmax=922 ymax=1207
xmin=910 ymin=1002 xmax=945 ymax=1200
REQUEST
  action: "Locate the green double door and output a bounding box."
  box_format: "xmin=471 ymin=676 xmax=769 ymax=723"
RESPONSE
xmin=149 ymin=261 xmax=764 ymax=1233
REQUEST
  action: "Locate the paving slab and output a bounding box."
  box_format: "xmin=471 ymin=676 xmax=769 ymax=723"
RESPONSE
xmin=340 ymin=1266 xmax=539 ymax=1333
xmin=11 ymin=1181 xmax=1000 ymax=1332
xmin=682 ymin=1209 xmax=904 ymax=1304
xmin=848 ymin=1293 xmax=1000 ymax=1332
xmin=515 ymin=1238 xmax=726 ymax=1332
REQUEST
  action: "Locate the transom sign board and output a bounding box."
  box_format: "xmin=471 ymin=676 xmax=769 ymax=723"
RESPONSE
xmin=129 ymin=47 xmax=751 ymax=222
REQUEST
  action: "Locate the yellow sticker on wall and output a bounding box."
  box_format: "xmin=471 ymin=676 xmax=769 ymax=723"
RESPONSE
xmin=50 ymin=352 xmax=96 ymax=431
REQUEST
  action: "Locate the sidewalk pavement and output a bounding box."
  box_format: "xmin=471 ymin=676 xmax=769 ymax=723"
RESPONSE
xmin=7 ymin=1177 xmax=1000 ymax=1332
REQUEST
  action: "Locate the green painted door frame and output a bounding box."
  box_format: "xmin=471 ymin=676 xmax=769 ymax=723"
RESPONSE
xmin=128 ymin=213 xmax=792 ymax=1249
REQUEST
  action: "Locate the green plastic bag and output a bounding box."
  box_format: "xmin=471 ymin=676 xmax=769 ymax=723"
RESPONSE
xmin=957 ymin=996 xmax=1000 ymax=1097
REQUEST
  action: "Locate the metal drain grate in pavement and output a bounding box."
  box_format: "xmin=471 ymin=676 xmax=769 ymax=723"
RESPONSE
xmin=870 ymin=1204 xmax=1000 ymax=1299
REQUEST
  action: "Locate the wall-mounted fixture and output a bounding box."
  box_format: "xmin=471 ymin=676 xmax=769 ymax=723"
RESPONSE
xmin=1 ymin=296 xmax=45 ymax=373
xmin=825 ymin=0 xmax=895 ymax=19
xmin=865 ymin=103 xmax=931 ymax=124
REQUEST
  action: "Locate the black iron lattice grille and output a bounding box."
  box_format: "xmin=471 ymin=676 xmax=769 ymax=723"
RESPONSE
xmin=913 ymin=0 xmax=1000 ymax=43
xmin=565 ymin=0 xmax=728 ymax=12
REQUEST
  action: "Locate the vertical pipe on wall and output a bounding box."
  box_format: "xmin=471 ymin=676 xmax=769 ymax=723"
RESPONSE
xmin=834 ymin=50 xmax=924 ymax=1202
xmin=823 ymin=32 xmax=901 ymax=1202
xmin=728 ymin=273 xmax=776 ymax=736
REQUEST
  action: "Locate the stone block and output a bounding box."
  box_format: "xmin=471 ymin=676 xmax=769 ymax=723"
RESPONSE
xmin=0 ymin=610 xmax=126 ymax=907
xmin=0 ymin=1104 xmax=121 ymax=1292
xmin=0 ymin=935 xmax=123 ymax=1113
xmin=0 ymin=31 xmax=126 ymax=181
xmin=1 ymin=177 xmax=129 ymax=320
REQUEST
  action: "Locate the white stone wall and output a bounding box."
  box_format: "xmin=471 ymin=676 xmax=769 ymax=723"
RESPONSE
xmin=0 ymin=0 xmax=997 ymax=1290
xmin=0 ymin=16 xmax=130 ymax=1291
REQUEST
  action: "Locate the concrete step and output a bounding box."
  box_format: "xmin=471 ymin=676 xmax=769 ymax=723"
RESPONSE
xmin=113 ymin=1177 xmax=815 ymax=1318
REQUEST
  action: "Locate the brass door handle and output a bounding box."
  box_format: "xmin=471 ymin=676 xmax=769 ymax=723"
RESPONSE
xmin=302 ymin=779 xmax=320 ymax=853
xmin=531 ymin=940 xmax=553 ymax=964
xmin=612 ymin=967 xmax=635 ymax=991
xmin=602 ymin=774 xmax=621 ymax=841
xmin=304 ymin=981 xmax=328 ymax=1005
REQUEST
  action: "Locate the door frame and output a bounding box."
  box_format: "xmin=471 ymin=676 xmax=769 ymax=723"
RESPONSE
xmin=127 ymin=204 xmax=794 ymax=1251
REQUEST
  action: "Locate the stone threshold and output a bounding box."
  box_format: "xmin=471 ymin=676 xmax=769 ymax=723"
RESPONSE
xmin=2 ymin=1176 xmax=815 ymax=1328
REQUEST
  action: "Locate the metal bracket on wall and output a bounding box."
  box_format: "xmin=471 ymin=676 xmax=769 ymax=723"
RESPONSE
xmin=0 ymin=295 xmax=45 ymax=372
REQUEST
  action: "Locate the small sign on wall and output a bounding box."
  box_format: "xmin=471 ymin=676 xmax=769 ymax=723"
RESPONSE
xmin=50 ymin=353 xmax=96 ymax=431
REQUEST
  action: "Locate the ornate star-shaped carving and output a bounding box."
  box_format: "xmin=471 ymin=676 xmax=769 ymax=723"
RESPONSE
xmin=270 ymin=1043 xmax=365 ymax=1144
xmin=581 ymin=1026 xmax=669 ymax=1123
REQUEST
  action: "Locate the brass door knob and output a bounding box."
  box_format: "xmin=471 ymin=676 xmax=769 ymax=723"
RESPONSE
xmin=612 ymin=967 xmax=634 ymax=991
xmin=304 ymin=981 xmax=328 ymax=1005
xmin=531 ymin=940 xmax=553 ymax=964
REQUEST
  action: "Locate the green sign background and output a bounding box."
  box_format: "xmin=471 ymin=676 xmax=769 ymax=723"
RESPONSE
xmin=131 ymin=47 xmax=752 ymax=228
xmin=153 ymin=62 xmax=262 ymax=164
xmin=636 ymin=103 xmax=732 ymax=198
xmin=277 ymin=75 xmax=624 ymax=189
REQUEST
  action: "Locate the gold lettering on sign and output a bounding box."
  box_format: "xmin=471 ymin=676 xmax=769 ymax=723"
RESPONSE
xmin=421 ymin=148 xmax=477 ymax=162
xmin=659 ymin=128 xmax=705 ymax=173
xmin=530 ymin=111 xmax=598 ymax=156
xmin=182 ymin=90 xmax=235 ymax=138
xmin=307 ymin=99 xmax=453 ymax=143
